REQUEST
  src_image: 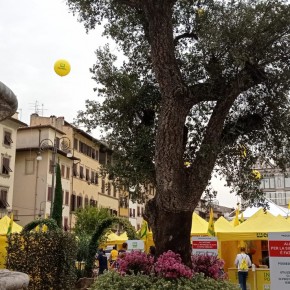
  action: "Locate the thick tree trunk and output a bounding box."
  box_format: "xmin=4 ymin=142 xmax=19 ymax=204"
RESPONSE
xmin=145 ymin=198 xmax=194 ymax=267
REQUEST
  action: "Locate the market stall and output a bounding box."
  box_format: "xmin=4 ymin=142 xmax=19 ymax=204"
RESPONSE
xmin=217 ymin=210 xmax=290 ymax=290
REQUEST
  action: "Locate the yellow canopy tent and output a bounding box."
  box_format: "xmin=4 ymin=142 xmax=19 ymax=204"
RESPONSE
xmin=218 ymin=210 xmax=290 ymax=273
xmin=0 ymin=215 xmax=23 ymax=269
xmin=190 ymin=213 xmax=208 ymax=236
xmin=215 ymin=216 xmax=234 ymax=232
xmin=105 ymin=231 xmax=126 ymax=245
xmin=217 ymin=210 xmax=290 ymax=241
xmin=0 ymin=215 xmax=22 ymax=235
xmin=119 ymin=232 xmax=128 ymax=240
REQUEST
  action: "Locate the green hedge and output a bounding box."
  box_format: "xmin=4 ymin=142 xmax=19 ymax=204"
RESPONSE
xmin=6 ymin=231 xmax=77 ymax=290
xmin=91 ymin=271 xmax=240 ymax=290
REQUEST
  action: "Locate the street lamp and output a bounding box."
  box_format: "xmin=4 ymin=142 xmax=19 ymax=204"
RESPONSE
xmin=36 ymin=136 xmax=72 ymax=216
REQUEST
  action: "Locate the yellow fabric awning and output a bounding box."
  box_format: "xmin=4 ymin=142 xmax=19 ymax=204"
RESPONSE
xmin=217 ymin=210 xmax=290 ymax=241
xmin=215 ymin=216 xmax=234 ymax=232
xmin=0 ymin=215 xmax=22 ymax=235
xmin=191 ymin=213 xmax=208 ymax=236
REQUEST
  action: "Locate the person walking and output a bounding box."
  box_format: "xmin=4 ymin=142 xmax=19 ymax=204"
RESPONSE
xmin=109 ymin=246 xmax=119 ymax=269
xmin=96 ymin=249 xmax=108 ymax=275
xmin=234 ymin=247 xmax=252 ymax=290
xmin=118 ymin=242 xmax=128 ymax=258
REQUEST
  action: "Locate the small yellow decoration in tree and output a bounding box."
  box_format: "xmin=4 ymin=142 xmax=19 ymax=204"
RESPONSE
xmin=240 ymin=145 xmax=247 ymax=158
xmin=197 ymin=8 xmax=205 ymax=17
xmin=251 ymin=170 xmax=261 ymax=180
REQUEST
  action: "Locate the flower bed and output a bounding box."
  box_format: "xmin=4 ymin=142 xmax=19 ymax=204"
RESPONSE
xmin=90 ymin=251 xmax=239 ymax=290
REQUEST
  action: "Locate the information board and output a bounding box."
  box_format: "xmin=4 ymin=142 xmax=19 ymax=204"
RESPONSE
xmin=268 ymin=232 xmax=290 ymax=289
xmin=191 ymin=236 xmax=218 ymax=255
xmin=126 ymin=240 xmax=145 ymax=252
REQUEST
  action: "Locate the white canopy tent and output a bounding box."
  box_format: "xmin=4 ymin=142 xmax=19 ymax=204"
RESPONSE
xmin=241 ymin=198 xmax=289 ymax=218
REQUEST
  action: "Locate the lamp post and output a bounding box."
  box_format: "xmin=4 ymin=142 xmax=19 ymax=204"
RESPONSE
xmin=37 ymin=136 xmax=72 ymax=216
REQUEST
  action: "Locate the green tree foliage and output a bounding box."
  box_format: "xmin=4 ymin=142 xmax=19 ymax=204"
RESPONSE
xmin=52 ymin=163 xmax=63 ymax=227
xmin=74 ymin=206 xmax=112 ymax=237
xmin=66 ymin=0 xmax=290 ymax=263
xmin=84 ymin=216 xmax=138 ymax=277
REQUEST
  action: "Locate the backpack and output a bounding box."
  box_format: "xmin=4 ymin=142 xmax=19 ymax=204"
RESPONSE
xmin=239 ymin=255 xmax=248 ymax=270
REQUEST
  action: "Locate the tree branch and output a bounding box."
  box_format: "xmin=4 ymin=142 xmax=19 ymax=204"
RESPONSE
xmin=114 ymin=0 xmax=140 ymax=8
xmin=221 ymin=114 xmax=265 ymax=146
xmin=174 ymin=32 xmax=198 ymax=45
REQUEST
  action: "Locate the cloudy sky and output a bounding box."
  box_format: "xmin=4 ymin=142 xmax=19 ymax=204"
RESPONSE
xmin=0 ymin=0 xmax=109 ymax=125
xmin=0 ymin=0 xmax=239 ymax=208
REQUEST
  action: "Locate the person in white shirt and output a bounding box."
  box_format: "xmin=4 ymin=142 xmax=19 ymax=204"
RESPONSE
xmin=234 ymin=247 xmax=252 ymax=290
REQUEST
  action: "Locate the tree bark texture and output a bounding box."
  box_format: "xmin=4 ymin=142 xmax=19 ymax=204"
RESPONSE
xmin=137 ymin=1 xmax=257 ymax=264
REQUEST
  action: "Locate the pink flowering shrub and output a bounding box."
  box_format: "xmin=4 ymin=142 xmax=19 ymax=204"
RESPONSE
xmin=117 ymin=250 xmax=154 ymax=275
xmin=154 ymin=250 xmax=193 ymax=279
xmin=191 ymin=254 xmax=227 ymax=280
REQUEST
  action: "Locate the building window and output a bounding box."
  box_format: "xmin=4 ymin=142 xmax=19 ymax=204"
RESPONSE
xmin=74 ymin=138 xmax=78 ymax=150
xmin=99 ymin=152 xmax=106 ymax=165
xmin=65 ymin=191 xmax=69 ymax=205
xmin=0 ymin=188 xmax=9 ymax=208
xmin=70 ymin=194 xmax=76 ymax=212
xmin=113 ymin=186 xmax=117 ymax=198
xmin=101 ymin=179 xmax=105 ymax=194
xmin=137 ymin=206 xmax=140 ymax=217
xmin=66 ymin=166 xmax=70 ymax=179
xmin=95 ymin=173 xmax=99 ymax=184
xmin=73 ymin=164 xmax=78 ymax=177
xmin=61 ymin=164 xmax=65 ymax=178
xmin=86 ymin=168 xmax=90 ymax=182
xmin=3 ymin=131 xmax=13 ymax=146
xmin=77 ymin=196 xmax=83 ymax=208
xmin=91 ymin=171 xmax=95 ymax=184
xmin=79 ymin=166 xmax=84 ymax=179
xmin=25 ymin=159 xmax=35 ymax=175
xmin=47 ymin=186 xmax=52 ymax=202
xmin=2 ymin=156 xmax=12 ymax=175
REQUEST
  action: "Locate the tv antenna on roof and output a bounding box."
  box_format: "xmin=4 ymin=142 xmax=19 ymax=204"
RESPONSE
xmin=29 ymin=100 xmax=47 ymax=116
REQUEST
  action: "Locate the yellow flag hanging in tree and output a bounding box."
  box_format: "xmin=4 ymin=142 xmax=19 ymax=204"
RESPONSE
xmin=140 ymin=220 xmax=148 ymax=240
xmin=7 ymin=213 xmax=14 ymax=235
xmin=208 ymin=208 xmax=215 ymax=236
xmin=234 ymin=207 xmax=240 ymax=227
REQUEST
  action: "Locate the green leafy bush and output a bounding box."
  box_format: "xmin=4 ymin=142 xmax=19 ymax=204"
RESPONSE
xmin=6 ymin=231 xmax=77 ymax=290
xmin=90 ymin=271 xmax=240 ymax=290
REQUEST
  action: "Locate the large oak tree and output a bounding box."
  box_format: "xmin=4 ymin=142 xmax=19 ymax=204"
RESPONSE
xmin=66 ymin=0 xmax=290 ymax=265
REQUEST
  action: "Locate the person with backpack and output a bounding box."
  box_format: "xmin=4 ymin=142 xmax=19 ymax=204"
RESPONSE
xmin=234 ymin=247 xmax=252 ymax=290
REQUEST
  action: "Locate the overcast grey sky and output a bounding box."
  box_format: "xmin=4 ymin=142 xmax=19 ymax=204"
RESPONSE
xmin=0 ymin=0 xmax=111 ymax=125
xmin=0 ymin=0 xmax=239 ymax=208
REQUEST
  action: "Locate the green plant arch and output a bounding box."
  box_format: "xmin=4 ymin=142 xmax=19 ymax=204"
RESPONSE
xmin=22 ymin=218 xmax=59 ymax=232
xmin=85 ymin=216 xmax=138 ymax=277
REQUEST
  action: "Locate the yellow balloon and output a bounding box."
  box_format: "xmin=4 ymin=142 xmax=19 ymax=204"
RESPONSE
xmin=54 ymin=59 xmax=71 ymax=77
